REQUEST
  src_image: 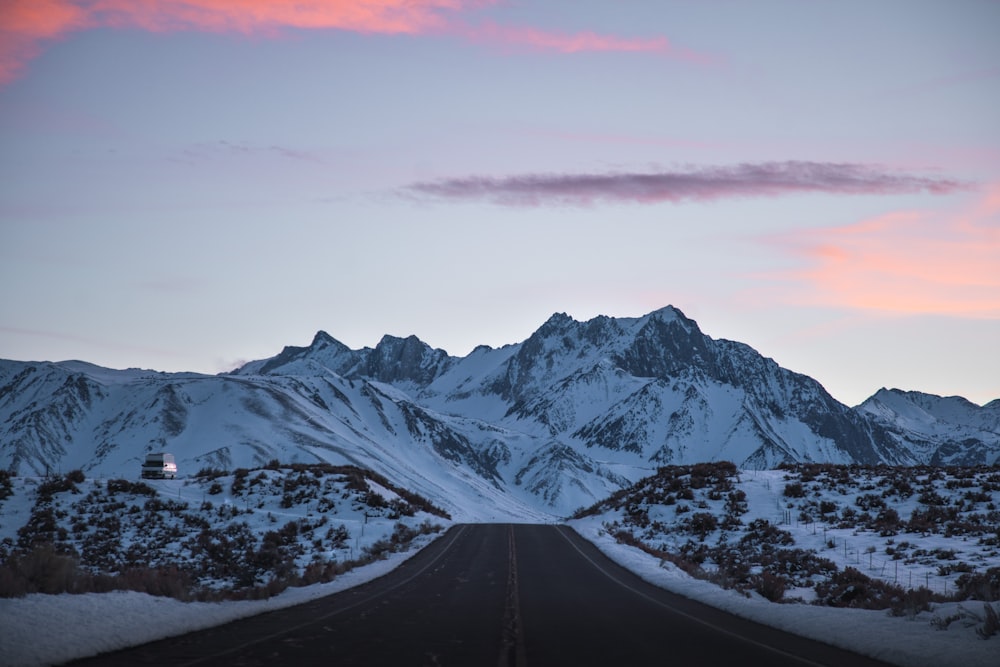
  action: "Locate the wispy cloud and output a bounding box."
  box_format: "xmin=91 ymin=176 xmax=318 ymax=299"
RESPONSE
xmin=170 ymin=140 xmax=325 ymax=166
xmin=0 ymin=0 xmax=692 ymax=85
xmin=446 ymin=19 xmax=707 ymax=61
xmin=405 ymin=162 xmax=968 ymax=206
xmin=759 ymin=183 xmax=1000 ymax=318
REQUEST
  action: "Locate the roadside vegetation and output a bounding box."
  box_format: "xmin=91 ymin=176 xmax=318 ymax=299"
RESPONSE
xmin=572 ymin=462 xmax=1000 ymax=638
xmin=0 ymin=463 xmax=447 ymax=601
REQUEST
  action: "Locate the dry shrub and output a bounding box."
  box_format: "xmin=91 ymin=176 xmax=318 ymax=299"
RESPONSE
xmin=0 ymin=545 xmax=86 ymax=597
xmin=119 ymin=565 xmax=193 ymax=600
xmin=978 ymin=603 xmax=999 ymax=639
xmin=783 ymin=482 xmax=806 ymax=498
xmin=955 ymin=567 xmax=1000 ymax=601
xmin=106 ymin=479 xmax=155 ymax=496
xmin=0 ymin=469 xmax=14 ymax=500
xmin=814 ymin=566 xmax=912 ymax=611
xmin=753 ymin=571 xmax=787 ymax=602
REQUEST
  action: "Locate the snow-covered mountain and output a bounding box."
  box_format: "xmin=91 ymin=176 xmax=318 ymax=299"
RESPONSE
xmin=856 ymin=388 xmax=1000 ymax=465
xmin=2 ymin=306 xmax=997 ymax=516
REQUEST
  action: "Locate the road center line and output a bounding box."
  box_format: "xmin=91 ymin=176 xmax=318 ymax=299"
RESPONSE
xmin=499 ymin=524 xmax=528 ymax=667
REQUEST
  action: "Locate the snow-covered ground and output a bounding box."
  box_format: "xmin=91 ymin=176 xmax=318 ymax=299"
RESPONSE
xmin=568 ymin=463 xmax=1000 ymax=667
xmin=571 ymin=519 xmax=997 ymax=667
xmin=2 ymin=522 xmax=995 ymax=667
xmin=1 ymin=465 xmax=452 ymax=592
xmin=0 ymin=464 xmax=455 ymax=665
xmin=2 ymin=464 xmax=998 ymax=666
xmin=0 ymin=538 xmax=438 ymax=666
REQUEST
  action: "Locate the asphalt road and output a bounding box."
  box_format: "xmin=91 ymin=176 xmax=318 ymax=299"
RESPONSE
xmin=71 ymin=524 xmax=893 ymax=666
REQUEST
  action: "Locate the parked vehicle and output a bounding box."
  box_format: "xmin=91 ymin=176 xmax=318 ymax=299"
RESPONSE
xmin=141 ymin=452 xmax=177 ymax=479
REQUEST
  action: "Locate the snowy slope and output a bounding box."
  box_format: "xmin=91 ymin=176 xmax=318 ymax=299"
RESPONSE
xmin=857 ymin=389 xmax=1000 ymax=465
xmin=0 ymin=360 xmax=550 ymax=520
xmin=1 ymin=306 xmax=996 ymax=517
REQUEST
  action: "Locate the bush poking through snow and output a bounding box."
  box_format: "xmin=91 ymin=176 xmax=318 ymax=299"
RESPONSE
xmin=932 ymin=603 xmax=1000 ymax=640
xmin=753 ymin=571 xmax=787 ymax=602
xmin=978 ymin=603 xmax=999 ymax=639
xmin=0 ymin=463 xmax=447 ymax=601
xmin=0 ymin=469 xmax=14 ymax=501
xmin=783 ymin=482 xmax=806 ymax=499
xmin=954 ymin=567 xmax=1000 ymax=601
xmin=586 ymin=463 xmax=1000 ymax=615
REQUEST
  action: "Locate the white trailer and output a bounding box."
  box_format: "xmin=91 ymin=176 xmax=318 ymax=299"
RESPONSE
xmin=141 ymin=452 xmax=177 ymax=479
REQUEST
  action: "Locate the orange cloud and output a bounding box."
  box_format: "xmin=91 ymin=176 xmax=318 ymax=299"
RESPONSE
xmin=0 ymin=0 xmax=686 ymax=86
xmin=0 ymin=0 xmax=90 ymax=82
xmin=82 ymin=0 xmax=460 ymax=34
xmin=765 ymin=186 xmax=1000 ymax=318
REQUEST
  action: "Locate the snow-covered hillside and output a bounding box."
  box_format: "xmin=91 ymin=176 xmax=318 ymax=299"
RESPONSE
xmin=0 ymin=463 xmax=449 ymax=598
xmin=570 ymin=462 xmax=1000 ymax=665
xmin=858 ymin=389 xmax=1000 ymax=465
xmin=573 ymin=462 xmax=1000 ymax=603
xmin=1 ymin=306 xmax=997 ymax=516
xmin=0 ymin=358 xmax=552 ymax=519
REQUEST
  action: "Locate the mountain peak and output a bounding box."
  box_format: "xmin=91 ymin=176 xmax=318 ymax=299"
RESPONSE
xmin=364 ymin=334 xmax=452 ymax=386
xmin=538 ymin=312 xmax=575 ymax=334
xmin=309 ymin=330 xmax=347 ymax=351
xmin=311 ymin=330 xmax=334 ymax=345
xmin=234 ymin=330 xmax=351 ymax=375
xmin=648 ymin=304 xmax=684 ymax=319
xmin=376 ymin=333 xmax=424 ymax=348
xmin=640 ymin=305 xmax=698 ymax=333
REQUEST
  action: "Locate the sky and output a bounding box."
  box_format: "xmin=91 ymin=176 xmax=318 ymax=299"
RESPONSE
xmin=1 ymin=0 xmax=998 ymax=407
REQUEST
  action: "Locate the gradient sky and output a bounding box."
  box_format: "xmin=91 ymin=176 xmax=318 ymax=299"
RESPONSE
xmin=1 ymin=0 xmax=998 ymax=407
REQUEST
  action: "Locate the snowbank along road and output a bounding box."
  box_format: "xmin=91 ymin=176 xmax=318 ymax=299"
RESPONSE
xmin=70 ymin=524 xmax=895 ymax=666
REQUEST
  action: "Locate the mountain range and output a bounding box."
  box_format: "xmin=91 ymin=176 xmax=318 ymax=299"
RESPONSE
xmin=2 ymin=306 xmax=998 ymax=518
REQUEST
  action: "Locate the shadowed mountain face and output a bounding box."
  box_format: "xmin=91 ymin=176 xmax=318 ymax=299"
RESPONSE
xmin=2 ymin=307 xmax=997 ymax=517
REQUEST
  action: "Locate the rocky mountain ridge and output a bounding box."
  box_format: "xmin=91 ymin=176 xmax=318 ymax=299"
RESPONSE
xmin=2 ymin=306 xmax=997 ymax=516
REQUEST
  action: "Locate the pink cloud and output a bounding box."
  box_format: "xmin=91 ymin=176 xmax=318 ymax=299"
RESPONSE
xmin=406 ymin=162 xmax=968 ymax=206
xmin=76 ymin=0 xmax=459 ymax=35
xmin=762 ymin=185 xmax=1000 ymax=318
xmin=0 ymin=0 xmax=688 ymax=86
xmin=0 ymin=0 xmax=90 ymax=83
xmin=447 ymin=19 xmax=708 ymax=61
